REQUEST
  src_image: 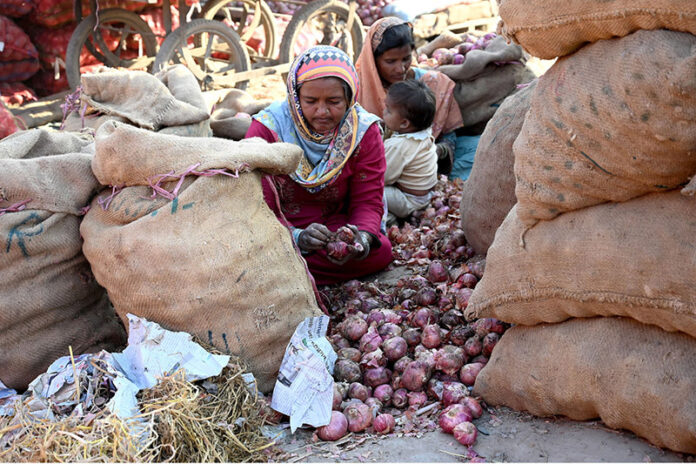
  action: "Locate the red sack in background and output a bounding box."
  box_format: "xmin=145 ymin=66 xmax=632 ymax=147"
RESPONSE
xmin=0 ymin=15 xmax=39 ymax=81
xmin=26 ymin=67 xmax=68 ymax=97
xmin=138 ymin=6 xmax=180 ymax=46
xmin=0 ymin=0 xmax=32 ymax=18
xmin=0 ymin=81 xmax=37 ymax=106
xmin=24 ymin=22 xmax=101 ymax=68
xmin=29 ymin=0 xmax=150 ymax=28
xmin=0 ymin=101 xmax=19 ymax=138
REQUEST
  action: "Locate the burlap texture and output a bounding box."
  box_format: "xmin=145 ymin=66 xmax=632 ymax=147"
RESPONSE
xmin=459 ymin=81 xmax=535 ymax=255
xmin=466 ymin=191 xmax=696 ymax=338
xmin=452 ymin=63 xmax=535 ymax=128
xmin=80 ymin=66 xmax=210 ymax=135
xmin=514 ymin=30 xmax=696 ymax=226
xmin=209 ymin=89 xmax=271 ymax=140
xmin=497 ymin=0 xmax=696 ymax=59
xmin=80 ymin=121 xmax=321 ymax=393
xmin=0 ymin=129 xmax=126 ymax=390
xmin=474 ymin=317 xmax=696 ymax=454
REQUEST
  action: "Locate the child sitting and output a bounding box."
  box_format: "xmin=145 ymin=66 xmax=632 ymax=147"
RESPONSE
xmin=382 ymin=79 xmax=438 ymax=225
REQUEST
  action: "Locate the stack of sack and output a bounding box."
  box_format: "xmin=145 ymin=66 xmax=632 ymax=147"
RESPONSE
xmin=462 ymin=0 xmax=696 ymax=454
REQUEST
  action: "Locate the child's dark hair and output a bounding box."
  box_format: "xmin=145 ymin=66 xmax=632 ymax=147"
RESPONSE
xmin=374 ymin=23 xmax=415 ymax=57
xmin=387 ymin=80 xmax=436 ymax=131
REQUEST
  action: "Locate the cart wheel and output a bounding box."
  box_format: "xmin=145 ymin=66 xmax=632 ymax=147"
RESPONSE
xmin=279 ymin=0 xmax=364 ymax=65
xmin=65 ymin=8 xmax=158 ymax=89
xmin=200 ymin=0 xmax=278 ymax=60
xmin=154 ymin=19 xmax=251 ymax=91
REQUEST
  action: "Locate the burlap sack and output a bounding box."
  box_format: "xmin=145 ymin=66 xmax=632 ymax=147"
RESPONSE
xmin=452 ymin=63 xmax=535 ymax=128
xmin=497 ymin=0 xmax=696 ymax=59
xmin=0 ymin=129 xmax=126 ymax=390
xmin=210 ymin=89 xmax=272 ymax=140
xmin=466 ymin=191 xmax=696 ymax=338
xmin=80 ymin=121 xmax=322 ymax=393
xmin=459 ymin=81 xmax=535 ymax=255
xmin=474 ymin=317 xmax=696 ymax=454
xmin=514 ymin=29 xmax=696 ymax=226
xmin=80 ymin=65 xmax=210 ymax=136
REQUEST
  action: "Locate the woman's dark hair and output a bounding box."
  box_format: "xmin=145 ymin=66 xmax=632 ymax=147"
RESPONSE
xmin=374 ymin=23 xmax=415 ymax=58
xmin=387 ymin=80 xmax=436 ymax=131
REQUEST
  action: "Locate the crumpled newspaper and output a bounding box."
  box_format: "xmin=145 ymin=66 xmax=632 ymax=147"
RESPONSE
xmin=0 ymin=380 xmax=18 ymax=416
xmin=3 ymin=314 xmax=230 ymax=423
xmin=270 ymin=315 xmax=337 ymax=433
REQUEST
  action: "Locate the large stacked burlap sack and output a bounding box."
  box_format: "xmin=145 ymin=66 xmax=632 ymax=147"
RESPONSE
xmin=437 ymin=35 xmax=536 ymax=128
xmin=459 ymin=80 xmax=535 ymax=254
xmin=63 ymin=64 xmax=211 ymax=137
xmin=0 ymin=129 xmax=126 ymax=390
xmin=463 ymin=18 xmax=696 ymax=454
xmin=497 ymin=0 xmax=696 ymax=59
xmin=80 ymin=121 xmax=323 ymax=393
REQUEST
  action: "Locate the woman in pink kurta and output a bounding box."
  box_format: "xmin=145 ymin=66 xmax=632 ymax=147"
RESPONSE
xmin=245 ymin=46 xmax=393 ymax=285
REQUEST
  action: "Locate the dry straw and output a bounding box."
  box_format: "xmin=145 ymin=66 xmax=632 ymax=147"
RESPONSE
xmin=0 ymin=353 xmax=277 ymax=463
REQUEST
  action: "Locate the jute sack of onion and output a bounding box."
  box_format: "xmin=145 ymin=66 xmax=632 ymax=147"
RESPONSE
xmin=80 ymin=121 xmax=323 ymax=393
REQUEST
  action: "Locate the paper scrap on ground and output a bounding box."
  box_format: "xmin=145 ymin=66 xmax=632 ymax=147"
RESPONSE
xmin=0 ymin=380 xmax=18 ymax=416
xmin=271 ymin=315 xmax=337 ymax=433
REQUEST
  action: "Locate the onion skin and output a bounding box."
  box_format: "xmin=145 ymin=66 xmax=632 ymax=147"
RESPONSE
xmin=349 ymin=382 xmax=370 ymax=402
xmin=373 ymin=413 xmax=396 ymax=434
xmin=378 ymin=322 xmax=402 ymax=340
xmin=361 ymin=348 xmax=387 ymax=369
xmin=338 ymin=347 xmax=361 ymax=362
xmin=401 ymin=360 xmax=431 ymax=392
xmin=402 ymin=328 xmax=422 ymax=346
xmin=317 ymin=411 xmax=349 ymax=441
xmin=365 ymin=397 xmax=383 ymax=417
xmin=442 ymin=381 xmax=469 ymax=407
xmin=435 ymin=345 xmax=466 ymax=376
xmin=359 ymin=326 xmax=383 ymax=353
xmin=453 ymin=421 xmax=478 ymax=446
xmin=373 ymin=384 xmax=393 ymax=405
xmin=439 ymin=404 xmax=473 ymax=434
xmin=333 ymin=384 xmax=343 ymax=410
xmin=427 ymin=378 xmax=445 ymax=401
xmin=393 ymin=356 xmax=413 ymax=374
xmin=482 ymin=332 xmax=500 ymax=357
xmin=344 ymin=402 xmax=373 ymax=433
xmin=464 ymin=337 xmax=482 ymax=357
xmin=364 ymin=367 xmax=392 ymax=388
xmin=449 ymin=325 xmax=475 ymax=346
xmin=407 ymin=391 xmax=428 ymax=410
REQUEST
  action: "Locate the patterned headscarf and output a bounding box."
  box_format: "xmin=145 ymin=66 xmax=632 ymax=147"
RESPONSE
xmin=254 ymin=46 xmax=380 ymax=192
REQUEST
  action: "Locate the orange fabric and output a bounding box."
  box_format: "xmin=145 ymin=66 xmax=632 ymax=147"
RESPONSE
xmin=356 ymin=17 xmax=464 ymax=138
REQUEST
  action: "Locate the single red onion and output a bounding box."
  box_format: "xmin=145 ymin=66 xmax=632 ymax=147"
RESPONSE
xmin=435 ymin=345 xmax=466 ymax=376
xmin=453 ymin=421 xmax=477 ymax=446
xmin=457 ymin=273 xmax=478 ymax=289
xmin=337 ymin=347 xmax=361 ymax=362
xmin=334 ymin=359 xmax=362 ymax=383
xmin=462 ymin=396 xmax=483 ymax=419
xmin=482 ymin=332 xmax=500 ymax=357
xmin=366 ymin=309 xmax=387 ymax=327
xmin=344 ymin=402 xmax=373 ymax=432
xmin=400 ymin=360 xmax=431 ymax=392
xmin=450 ymin=229 xmax=467 ymax=248
xmin=422 ymin=324 xmax=442 ymax=349
xmin=360 ymin=348 xmax=387 ymax=369
xmin=415 ymin=287 xmax=438 ymax=307
xmin=381 ymin=309 xmax=402 ymax=324
xmin=364 ymin=367 xmax=392 ymax=388
xmin=330 ymin=334 xmax=352 ymax=350
xmin=342 ymin=316 xmax=368 ymax=341
xmin=467 ymin=260 xmax=485 ymax=279
xmin=464 ymin=337 xmax=482 ymax=357
xmin=438 ymin=295 xmax=454 ymax=311
xmin=454 ymin=288 xmax=473 ymax=310
xmin=407 ymin=391 xmax=428 ymax=410
xmin=441 ymin=382 xmax=469 ymax=407
xmin=359 ymin=326 xmax=383 ymax=353
xmin=348 ymin=382 xmax=370 ymax=402
xmin=392 ymin=388 xmax=408 ymax=409
xmin=373 ymin=384 xmax=393 ymax=405
xmin=439 ymin=309 xmax=463 ymax=329
xmin=427 ymin=260 xmax=449 ymax=283
xmin=439 ymin=404 xmax=473 ymax=434
xmin=415 ymin=347 xmax=436 ymax=370
xmin=471 ymin=355 xmax=488 ymax=365
xmin=459 ymin=362 xmax=485 ymax=386
xmin=373 ymin=413 xmax=396 ymax=434
xmin=393 ymin=356 xmax=413 ymax=374
xmin=361 ymin=297 xmax=381 ymax=313
xmin=402 ymin=328 xmax=422 ymax=346
xmin=382 ymin=336 xmax=408 ymax=361
xmin=378 ymin=322 xmax=402 ymax=340
xmin=365 ymin=397 xmax=383 ymax=417
xmin=317 ymin=411 xmax=349 ymax=441
xmin=449 ymin=325 xmax=475 ymax=346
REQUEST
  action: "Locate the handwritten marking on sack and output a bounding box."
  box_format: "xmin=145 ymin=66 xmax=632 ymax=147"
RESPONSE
xmin=5 ymin=212 xmax=43 ymax=258
xmin=149 ymin=200 xmax=194 ymax=217
xmin=207 ymin=330 xmax=232 ymax=354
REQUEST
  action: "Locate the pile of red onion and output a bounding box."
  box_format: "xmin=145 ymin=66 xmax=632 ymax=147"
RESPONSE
xmin=418 ymin=32 xmax=498 ymax=68
xmin=313 ymin=178 xmax=509 ymax=450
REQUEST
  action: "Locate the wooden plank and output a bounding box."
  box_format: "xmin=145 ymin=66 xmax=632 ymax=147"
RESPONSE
xmin=10 ymin=91 xmax=70 ymax=129
xmin=210 ymin=62 xmax=291 ymax=87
